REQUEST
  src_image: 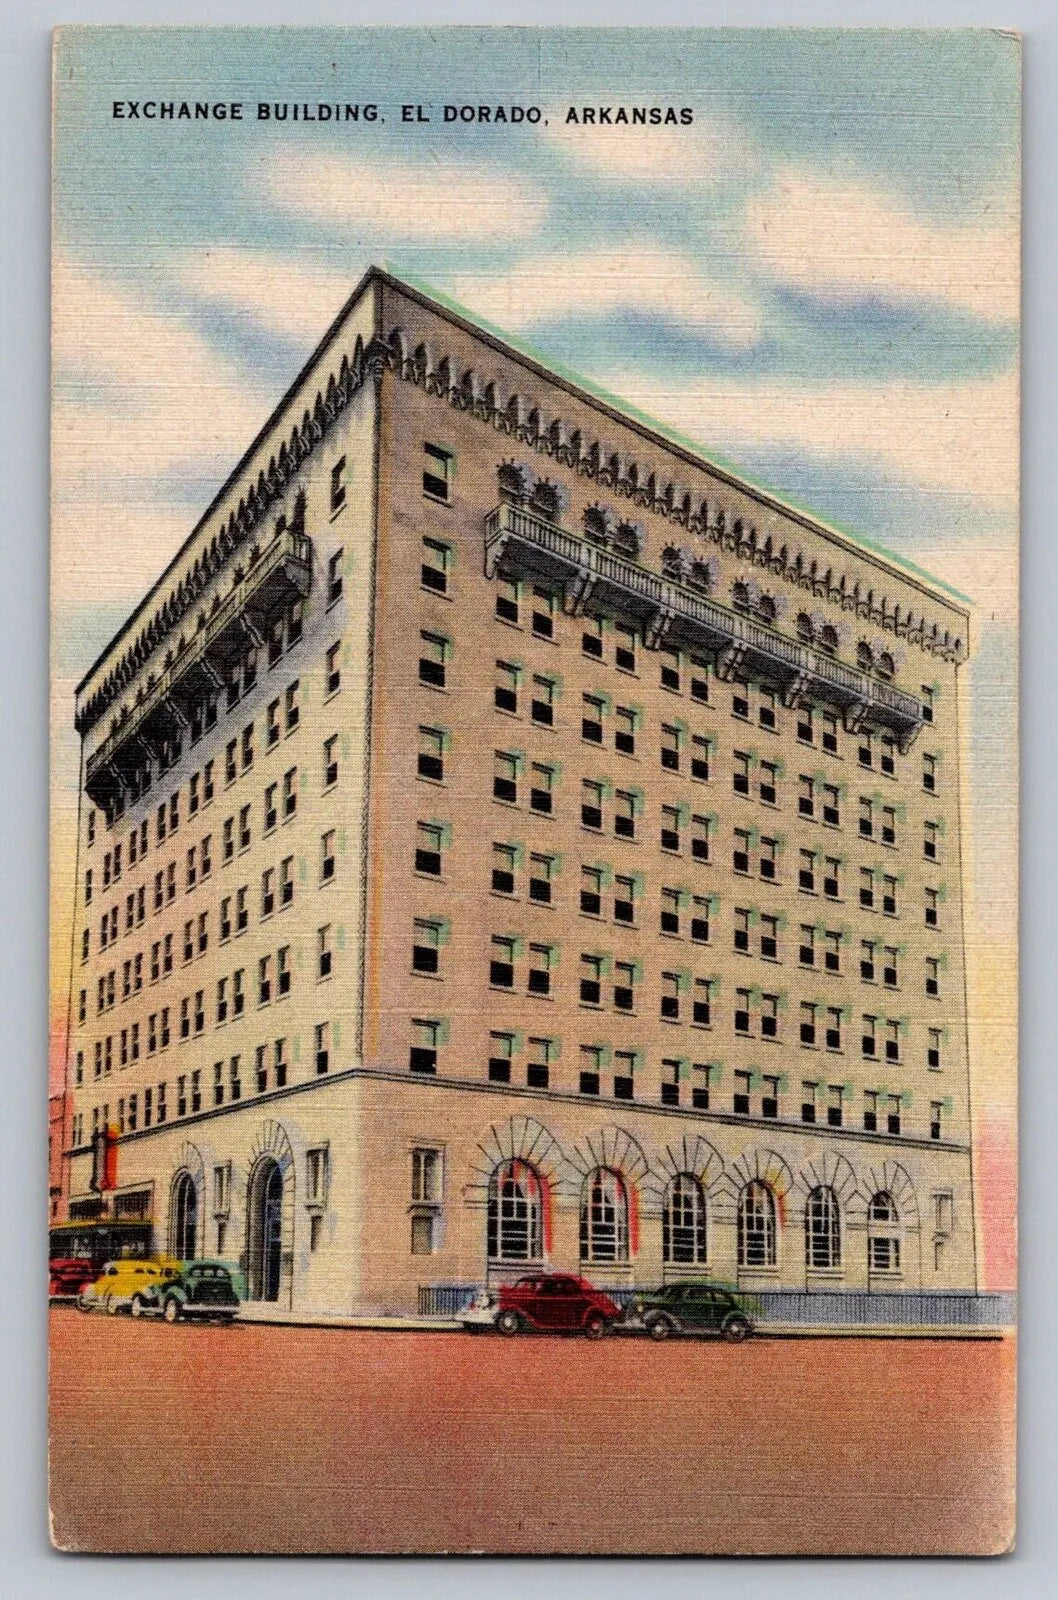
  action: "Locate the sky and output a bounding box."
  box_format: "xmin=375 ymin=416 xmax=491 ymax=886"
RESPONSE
xmin=51 ymin=26 xmax=1020 ymax=1286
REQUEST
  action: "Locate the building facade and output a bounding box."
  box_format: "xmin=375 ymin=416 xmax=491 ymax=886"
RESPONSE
xmin=61 ymin=268 xmax=976 ymax=1315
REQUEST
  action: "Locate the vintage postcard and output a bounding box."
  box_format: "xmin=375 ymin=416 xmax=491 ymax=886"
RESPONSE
xmin=49 ymin=26 xmax=1019 ymax=1555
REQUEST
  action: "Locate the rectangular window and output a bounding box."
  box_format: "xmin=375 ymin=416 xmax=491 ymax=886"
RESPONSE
xmin=330 ymin=456 xmax=347 ymax=514
xmin=660 ymin=804 xmax=681 ymax=853
xmin=315 ymin=1021 xmax=331 ymax=1075
xmin=421 ymin=536 xmax=451 ymax=594
xmin=860 ymin=867 xmax=876 ymax=910
xmin=423 ymin=442 xmax=453 ymax=502
xmin=490 ymin=936 xmax=515 ymax=990
xmin=800 ymin=1001 xmax=817 ymax=1047
xmin=528 ymin=853 xmax=554 ymax=904
xmin=321 ymin=830 xmax=336 ymax=882
xmin=661 ymin=1058 xmax=681 ymax=1108
xmin=823 ymin=857 xmax=841 ymax=899
xmin=238 ymin=803 xmax=251 ymax=852
xmin=759 ymin=836 xmax=777 ymax=881
xmin=731 ymin=678 xmax=750 ymax=720
xmin=413 ymin=919 xmax=442 ymax=976
xmin=660 ymin=649 xmax=681 ymax=692
xmin=615 ymin=875 xmax=636 ymax=926
xmin=888 ymin=1095 xmax=902 ymax=1136
xmin=661 ymin=887 xmax=681 ymax=937
xmin=758 ymin=687 xmax=777 ymax=730
xmin=733 ymin=751 xmax=750 ymax=796
xmin=531 ymin=586 xmax=555 ymax=639
xmin=660 ymin=725 xmax=680 ymax=771
xmin=325 ymin=641 xmax=342 ymax=697
xmin=527 ymin=1037 xmax=554 ymax=1089
xmin=528 ymin=944 xmax=552 ymax=996
xmin=827 ymin=1085 xmax=844 ymax=1129
xmin=277 ymin=946 xmax=290 ymax=996
xmin=581 ymin=615 xmax=604 ymax=659
xmin=733 ymin=829 xmax=751 ymax=875
xmin=410 ymin=1019 xmax=440 ymax=1075
xmin=494 ymin=751 xmax=519 ymax=805
xmin=798 ymin=775 xmax=815 ymax=818
xmin=416 ymin=822 xmax=443 ymax=877
xmin=862 ymin=1015 xmax=877 ymax=1058
xmin=580 ymin=954 xmax=603 ymax=1007
xmin=734 ymin=1070 xmax=752 ymax=1117
xmin=318 ymin=925 xmax=332 ymax=980
xmin=615 ymin=625 xmax=637 ymax=674
xmin=615 ymin=706 xmax=635 ymax=755
xmin=613 ymin=961 xmax=636 ymax=1013
xmin=926 ymin=957 xmax=941 ymax=997
xmin=883 ymin=876 xmax=898 ymax=916
xmin=258 ymin=955 xmax=273 ymax=1005
xmin=494 ymin=659 xmax=519 ymax=715
xmin=581 ymin=779 xmax=603 ymax=831
xmin=614 ymin=790 xmax=636 ymax=839
xmin=881 ymin=806 xmax=897 ymax=846
xmin=283 ymin=767 xmax=298 ymax=820
xmin=822 ymin=785 xmax=840 ymax=826
xmin=582 ymin=863 xmax=604 ymax=914
xmin=531 ymin=676 xmax=555 ymax=726
xmin=530 ymin=763 xmax=554 ymax=814
xmin=267 ymin=698 xmax=281 ymax=748
xmin=760 ymin=914 xmax=779 ymax=961
xmin=691 ymin=735 xmax=710 ymax=782
xmin=280 ymin=857 xmax=294 ymax=908
xmin=579 ymin=1045 xmax=603 ymax=1097
xmin=419 ymin=631 xmax=448 ymax=689
xmin=495 ymin=577 xmax=519 ymax=625
xmin=801 ymin=1080 xmax=818 ymax=1124
xmin=928 ymin=1028 xmax=943 ymax=1071
xmin=863 ymin=1090 xmax=878 ymax=1133
xmin=418 ymin=726 xmax=445 ymax=783
xmin=582 ymin=693 xmax=604 ymax=744
xmin=930 ymin=1102 xmax=943 ymax=1141
xmin=692 ymin=977 xmax=712 ymax=1026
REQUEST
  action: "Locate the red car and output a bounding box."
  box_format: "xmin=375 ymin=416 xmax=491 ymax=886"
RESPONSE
xmin=48 ymin=1257 xmax=97 ymax=1301
xmin=462 ymin=1273 xmax=622 ymax=1339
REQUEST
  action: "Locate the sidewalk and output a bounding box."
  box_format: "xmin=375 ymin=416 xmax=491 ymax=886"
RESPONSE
xmin=235 ymin=1305 xmax=1010 ymax=1338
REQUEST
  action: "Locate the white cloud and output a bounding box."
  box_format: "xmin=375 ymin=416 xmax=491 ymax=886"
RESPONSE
xmin=745 ymin=166 xmax=1019 ymax=323
xmin=444 ymin=242 xmax=763 ymax=350
xmin=264 ymin=149 xmax=548 ymax=240
xmin=544 ymin=111 xmax=760 ymax=190
xmin=52 ymin=256 xmax=274 ymax=617
xmin=592 ymin=368 xmax=1019 ymax=503
xmin=172 ymin=247 xmax=358 ymax=347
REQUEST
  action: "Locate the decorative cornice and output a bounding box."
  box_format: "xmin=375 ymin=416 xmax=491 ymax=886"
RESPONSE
xmin=383 ymin=327 xmax=968 ymax=666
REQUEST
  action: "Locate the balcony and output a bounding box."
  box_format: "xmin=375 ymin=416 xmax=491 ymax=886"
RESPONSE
xmin=84 ymin=527 xmax=312 ymax=809
xmin=484 ymin=503 xmax=924 ymax=748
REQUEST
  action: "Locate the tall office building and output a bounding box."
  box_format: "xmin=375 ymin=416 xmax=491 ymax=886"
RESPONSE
xmin=62 ymin=268 xmax=976 ymax=1314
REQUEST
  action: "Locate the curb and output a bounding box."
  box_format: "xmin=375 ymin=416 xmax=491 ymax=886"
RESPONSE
xmin=232 ymin=1311 xmax=1012 ymax=1339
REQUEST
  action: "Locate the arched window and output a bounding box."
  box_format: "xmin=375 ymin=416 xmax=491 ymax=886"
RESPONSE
xmin=170 ymin=1171 xmax=198 ymax=1261
xmin=732 ymin=580 xmax=751 ymax=613
xmin=805 ymin=1186 xmax=841 ymax=1269
xmin=757 ymin=595 xmax=777 ymax=624
xmin=487 ymin=1160 xmax=543 ymax=1262
xmin=877 ymin=651 xmax=895 ymax=683
xmin=579 ymin=1168 xmax=629 ymax=1262
xmin=818 ymin=624 xmax=838 ymax=657
xmin=737 ymin=1180 xmax=776 ymax=1268
xmin=857 ymin=641 xmax=874 ymax=671
xmin=796 ymin=612 xmax=814 ymax=644
xmin=663 ymin=1175 xmax=707 ymax=1264
xmin=868 ymin=1191 xmax=901 ymax=1272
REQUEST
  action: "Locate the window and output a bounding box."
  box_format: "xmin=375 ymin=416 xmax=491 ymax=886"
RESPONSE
xmin=733 ymin=751 xmax=750 ymax=796
xmin=734 ymin=987 xmax=752 ymax=1034
xmin=528 ymin=943 xmax=552 ymax=996
xmin=311 ymin=1021 xmax=329 ymax=1076
xmin=868 ymin=1192 xmax=901 ymax=1272
xmin=326 ymin=547 xmax=342 ymax=601
xmin=888 ymin=1094 xmax=903 ymax=1136
xmin=582 ymin=694 xmax=604 ymax=744
xmin=580 ymin=954 xmax=603 ymax=1006
xmin=413 ymin=919 xmax=442 ymax=975
xmin=661 ymin=887 xmax=681 ymax=937
xmin=421 ymin=536 xmax=451 ymax=594
xmin=580 ymin=865 xmax=603 ymax=916
xmin=738 ymin=1182 xmax=777 ymax=1269
xmin=581 ymin=779 xmax=603 ymax=830
xmin=734 ymin=907 xmax=751 ymax=953
xmin=321 ymin=830 xmax=336 ymax=882
xmin=924 ymin=821 xmax=939 ymax=861
xmin=823 ymin=857 xmax=841 ymax=899
xmin=581 ymin=615 xmax=604 ymax=659
xmin=419 ymin=631 xmax=448 ymax=689
xmin=531 ymin=676 xmax=555 ymax=727
xmin=615 ymin=706 xmax=635 ymax=755
xmin=531 ymin=587 xmax=555 ymax=640
xmin=800 ymin=1002 xmax=818 ymax=1047
xmin=862 ymin=1015 xmax=877 ymax=1057
xmin=690 ymin=895 xmax=710 ymax=943
xmin=329 ymin=456 xmax=347 ymax=515
xmin=758 ymin=760 xmax=778 ymax=806
xmin=733 ymin=829 xmax=751 ymax=874
xmin=805 ymin=1187 xmax=841 ymax=1269
xmin=928 ymin=1028 xmax=943 ymax=1071
xmin=660 ymin=725 xmax=680 ymax=772
xmin=691 ymin=735 xmax=710 ymax=782
xmin=883 ymin=876 xmax=898 ymax=916
xmin=216 ymin=977 xmax=228 ymax=1024
xmin=238 ymin=804 xmax=251 ymax=852
xmin=530 ymin=763 xmax=555 ymax=815
xmin=821 ymin=785 xmax=840 ymax=826
xmin=925 ymin=957 xmax=941 ymax=997
xmin=826 ymin=1083 xmax=844 ymax=1128
xmin=258 ymin=955 xmax=272 ymax=1005
xmin=527 ymin=1037 xmax=554 ymax=1089
xmin=860 ymin=867 xmax=875 ymax=910
xmin=801 ymin=1079 xmax=818 ymax=1123
xmin=410 ymin=1018 xmax=440 ymax=1075
xmin=615 ymin=625 xmax=637 ymax=674
xmin=488 ymin=1161 xmax=543 ymax=1261
xmin=283 ymin=767 xmax=297 ymax=819
xmin=798 ymin=775 xmax=815 ymax=818
xmin=267 ymin=698 xmax=281 ymax=748
xmin=660 ymin=805 xmax=681 ymax=853
xmin=614 ymin=789 xmax=636 ymax=839
xmin=930 ymin=1101 xmax=943 ymax=1141
xmin=690 ymin=813 xmax=711 ymax=863
xmin=858 ymin=731 xmax=873 ymax=770
xmin=235 ymin=887 xmax=248 ymax=934
xmin=494 ymin=660 xmax=519 ymax=715
xmin=490 ymin=936 xmax=515 ymax=990
xmin=799 ymin=850 xmax=816 ymax=893
xmin=232 ymin=970 xmax=244 ymax=1018
xmin=881 ymin=806 xmax=897 ymax=846
xmin=423 ymin=442 xmax=453 ymax=503
xmin=693 ymin=977 xmax=712 ymax=1026
xmin=418 ymin=726 xmax=445 ymax=783
xmin=825 ymin=1007 xmax=843 ymax=1051
xmin=277 ymin=946 xmax=290 ymax=997
xmin=411 ymin=1147 xmax=441 ymax=1205
xmin=664 ymin=1176 xmax=707 ymax=1264
xmin=580 ymin=1169 xmax=629 ymax=1262
xmin=415 ymin=822 xmax=443 ymax=877
xmin=731 ymin=677 xmax=750 ymax=720
xmin=325 ymin=641 xmax=342 ymax=697
xmin=488 ymin=1031 xmax=515 ymax=1084
xmin=883 ymin=946 xmax=899 ymax=988
xmin=923 ymin=753 xmax=937 ymax=793
xmin=759 ymin=687 xmax=778 ymax=731
xmin=660 ymin=649 xmax=681 ymax=692
xmin=863 ymin=1090 xmax=878 ymax=1132
xmin=494 ymin=751 xmax=519 ymax=805
xmin=613 ymin=961 xmax=636 ymax=1013
xmin=278 ymin=857 xmax=294 ymax=909
xmin=495 ymin=577 xmax=519 ymax=625
xmin=615 ymin=875 xmax=636 ymax=926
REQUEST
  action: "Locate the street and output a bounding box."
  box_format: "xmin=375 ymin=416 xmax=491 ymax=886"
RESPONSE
xmin=48 ymin=1309 xmax=1015 ymax=1556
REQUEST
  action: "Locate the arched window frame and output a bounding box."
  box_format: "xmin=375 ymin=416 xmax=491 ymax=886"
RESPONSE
xmin=737 ymin=1180 xmax=777 ymax=1268
xmin=805 ymin=1185 xmax=842 ymax=1269
xmin=487 ymin=1159 xmax=544 ymax=1263
xmin=579 ymin=1167 xmax=629 ymax=1263
xmin=663 ymin=1173 xmax=708 ymax=1265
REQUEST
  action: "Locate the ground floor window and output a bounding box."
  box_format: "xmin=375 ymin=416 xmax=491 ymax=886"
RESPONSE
xmin=487 ymin=1160 xmax=543 ymax=1262
xmin=737 ymin=1181 xmax=776 ymax=1269
xmin=580 ymin=1168 xmax=629 ymax=1263
xmin=663 ymin=1174 xmax=707 ymax=1264
xmin=868 ymin=1191 xmax=901 ymax=1272
xmin=805 ymin=1186 xmax=841 ymax=1269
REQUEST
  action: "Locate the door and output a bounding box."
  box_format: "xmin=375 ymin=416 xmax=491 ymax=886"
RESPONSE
xmin=261 ymin=1163 xmax=283 ymax=1302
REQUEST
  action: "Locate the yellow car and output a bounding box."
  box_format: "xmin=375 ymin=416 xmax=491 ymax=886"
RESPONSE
xmin=77 ymin=1258 xmax=182 ymax=1316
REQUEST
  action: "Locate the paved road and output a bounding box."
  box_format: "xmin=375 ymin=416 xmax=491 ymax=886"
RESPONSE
xmin=48 ymin=1309 xmax=1015 ymax=1555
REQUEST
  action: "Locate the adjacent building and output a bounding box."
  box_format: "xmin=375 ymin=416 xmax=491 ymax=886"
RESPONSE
xmin=61 ymin=267 xmax=977 ymax=1314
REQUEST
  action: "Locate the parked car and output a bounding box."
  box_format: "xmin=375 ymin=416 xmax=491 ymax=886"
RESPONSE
xmin=461 ymin=1273 xmax=622 ymax=1338
xmin=139 ymin=1260 xmax=241 ymax=1324
xmin=77 ymin=1258 xmax=182 ymax=1316
xmin=49 ymin=1257 xmax=98 ymax=1301
xmin=625 ymin=1282 xmax=754 ymax=1342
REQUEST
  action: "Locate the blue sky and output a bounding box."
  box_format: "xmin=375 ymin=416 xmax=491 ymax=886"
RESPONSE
xmin=51 ymin=25 xmax=1020 ymax=954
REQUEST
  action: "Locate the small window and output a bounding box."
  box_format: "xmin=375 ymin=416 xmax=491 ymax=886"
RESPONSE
xmin=423 ymin=443 xmax=453 ymax=503
xmin=327 ymin=550 xmax=344 ymax=605
xmin=422 ymin=537 xmax=451 ymax=594
xmin=330 ymin=456 xmax=347 ymax=514
xmin=419 ymin=631 xmax=448 ymax=689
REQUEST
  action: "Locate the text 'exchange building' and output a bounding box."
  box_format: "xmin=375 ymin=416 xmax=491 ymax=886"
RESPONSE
xmin=64 ymin=269 xmax=976 ymax=1315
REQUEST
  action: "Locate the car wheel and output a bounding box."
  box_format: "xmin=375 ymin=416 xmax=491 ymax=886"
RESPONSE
xmin=104 ymin=1294 xmax=119 ymax=1316
xmin=496 ymin=1309 xmax=523 ymax=1336
xmin=76 ymin=1291 xmax=94 ymax=1313
xmin=130 ymin=1294 xmax=148 ymax=1319
xmin=722 ymin=1315 xmax=750 ymax=1343
xmin=162 ymin=1297 xmax=181 ymax=1325
xmin=583 ymin=1312 xmax=607 ymax=1340
xmin=647 ymin=1315 xmax=676 ymax=1342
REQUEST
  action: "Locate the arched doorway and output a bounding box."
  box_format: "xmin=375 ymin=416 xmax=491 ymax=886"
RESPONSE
xmin=170 ymin=1171 xmax=198 ymax=1261
xmin=247 ymin=1157 xmax=283 ymax=1302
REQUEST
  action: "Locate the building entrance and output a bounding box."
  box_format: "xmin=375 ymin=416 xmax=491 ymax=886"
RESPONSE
xmin=248 ymin=1158 xmax=283 ymax=1302
xmin=170 ymin=1171 xmax=198 ymax=1261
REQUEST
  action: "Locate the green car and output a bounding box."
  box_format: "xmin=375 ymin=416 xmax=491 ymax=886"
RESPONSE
xmin=628 ymin=1283 xmax=754 ymax=1342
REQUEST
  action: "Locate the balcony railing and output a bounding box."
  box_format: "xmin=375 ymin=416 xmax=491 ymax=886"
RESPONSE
xmin=84 ymin=527 xmax=312 ymax=808
xmin=485 ymin=502 xmax=923 ymax=746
